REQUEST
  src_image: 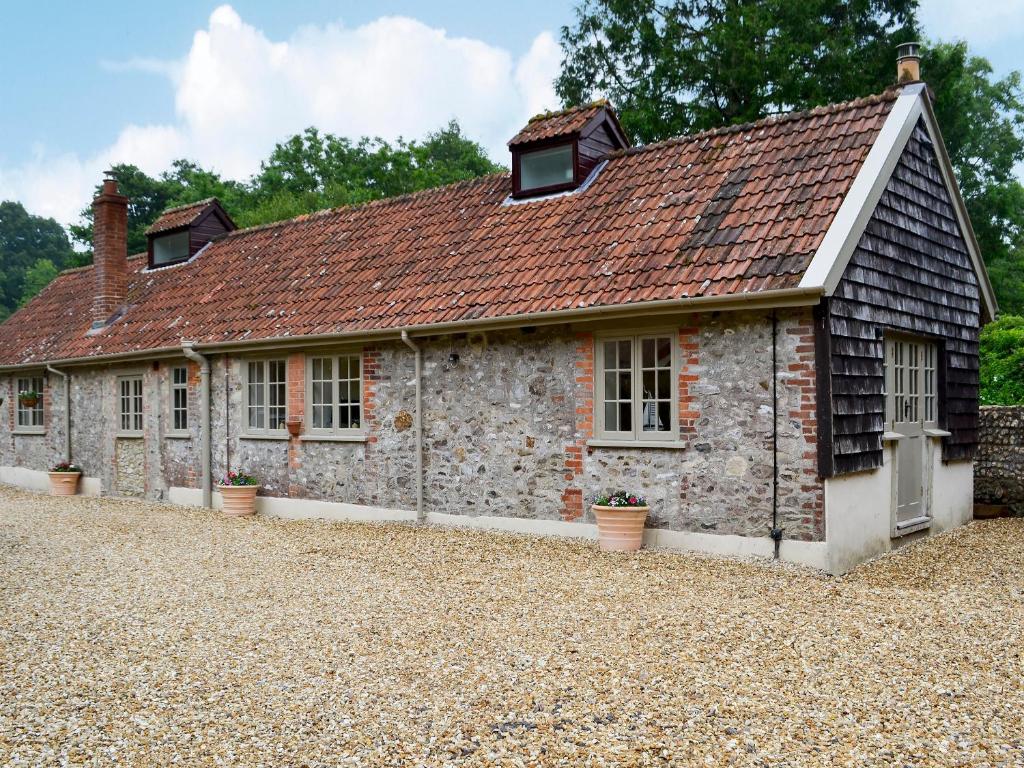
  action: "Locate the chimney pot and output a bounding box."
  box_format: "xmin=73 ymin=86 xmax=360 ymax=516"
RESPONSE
xmin=91 ymin=176 xmax=129 ymax=328
xmin=896 ymin=41 xmax=922 ymax=83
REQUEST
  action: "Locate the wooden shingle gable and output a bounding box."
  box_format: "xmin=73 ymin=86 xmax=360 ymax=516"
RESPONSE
xmin=800 ymin=83 xmax=997 ymax=323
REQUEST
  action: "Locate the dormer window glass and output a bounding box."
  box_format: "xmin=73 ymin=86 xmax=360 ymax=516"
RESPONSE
xmin=151 ymin=230 xmax=190 ymax=267
xmin=519 ymin=144 xmax=574 ymax=192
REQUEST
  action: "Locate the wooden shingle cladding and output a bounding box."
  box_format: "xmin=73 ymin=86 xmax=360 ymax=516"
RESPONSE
xmin=820 ymin=118 xmax=981 ymax=475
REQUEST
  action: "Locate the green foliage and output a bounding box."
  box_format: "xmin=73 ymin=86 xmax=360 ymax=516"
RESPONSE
xmin=18 ymin=259 xmax=59 ymax=307
xmin=0 ymin=201 xmax=77 ymax=320
xmin=241 ymin=121 xmax=503 ymax=227
xmin=979 ymin=315 xmax=1024 ymax=405
xmin=557 ymin=0 xmax=917 ymax=143
xmin=924 ymin=42 xmax=1024 ymax=315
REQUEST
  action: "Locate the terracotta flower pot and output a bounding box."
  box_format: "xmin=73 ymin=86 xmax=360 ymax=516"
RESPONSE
xmin=592 ymin=505 xmax=649 ymax=552
xmin=219 ymin=484 xmax=259 ymax=517
xmin=48 ymin=471 xmax=81 ymax=496
xmin=19 ymin=395 xmax=39 ymax=408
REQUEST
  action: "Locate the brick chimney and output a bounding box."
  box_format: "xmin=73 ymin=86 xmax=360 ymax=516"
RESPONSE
xmin=91 ymin=175 xmax=129 ymax=327
xmin=897 ymin=41 xmax=921 ymax=83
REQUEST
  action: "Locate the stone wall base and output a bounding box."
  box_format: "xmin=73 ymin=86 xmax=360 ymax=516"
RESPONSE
xmin=0 ymin=467 xmax=102 ymax=496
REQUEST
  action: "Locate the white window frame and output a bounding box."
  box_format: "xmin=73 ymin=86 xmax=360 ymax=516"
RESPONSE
xmin=167 ymin=365 xmax=189 ymax=437
xmin=242 ymin=358 xmax=288 ymax=437
xmin=15 ymin=374 xmax=45 ymax=434
xmin=305 ymin=352 xmax=365 ymax=437
xmin=117 ymin=375 xmax=144 ymax=437
xmin=594 ymin=331 xmax=680 ymax=443
xmin=883 ymin=337 xmax=939 ymax=431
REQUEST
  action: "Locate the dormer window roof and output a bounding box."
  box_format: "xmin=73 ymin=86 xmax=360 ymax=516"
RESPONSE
xmin=508 ymin=100 xmax=630 ymax=199
xmin=145 ymin=198 xmax=236 ymax=269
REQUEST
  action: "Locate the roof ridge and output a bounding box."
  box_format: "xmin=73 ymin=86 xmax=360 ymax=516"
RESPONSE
xmin=526 ymin=99 xmax=610 ymax=125
xmin=222 ymin=172 xmax=509 ymax=240
xmin=158 ymin=197 xmax=218 ymax=215
xmin=613 ymin=87 xmax=902 ymax=159
xmin=57 ymin=252 xmax=147 ymax=276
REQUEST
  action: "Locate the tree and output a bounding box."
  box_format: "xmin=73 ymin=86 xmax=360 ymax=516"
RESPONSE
xmin=0 ymin=201 xmax=77 ymax=320
xmin=557 ymin=0 xmax=917 ymax=143
xmin=923 ymin=42 xmax=1024 ymax=315
xmin=18 ymin=259 xmax=59 ymax=307
xmin=70 ymin=161 xmax=247 ymax=255
xmin=245 ymin=121 xmax=503 ymax=226
xmin=979 ymin=315 xmax=1024 ymax=405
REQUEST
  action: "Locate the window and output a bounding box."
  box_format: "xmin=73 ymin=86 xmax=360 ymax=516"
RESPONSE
xmin=518 ymin=144 xmax=574 ymax=192
xmin=16 ymin=375 xmax=44 ymax=431
xmin=595 ymin=334 xmax=677 ymax=441
xmin=885 ymin=338 xmax=938 ymax=428
xmin=151 ymin=230 xmax=190 ymax=267
xmin=245 ymin=359 xmax=287 ymax=434
xmin=118 ymin=376 xmax=144 ymax=435
xmin=307 ymin=353 xmax=363 ymax=433
xmin=170 ymin=366 xmax=188 ymax=433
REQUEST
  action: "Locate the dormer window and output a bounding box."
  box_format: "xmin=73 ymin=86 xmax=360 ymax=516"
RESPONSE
xmin=519 ymin=143 xmax=575 ymax=192
xmin=145 ymin=198 xmax=236 ymax=269
xmin=509 ymin=100 xmax=630 ymax=199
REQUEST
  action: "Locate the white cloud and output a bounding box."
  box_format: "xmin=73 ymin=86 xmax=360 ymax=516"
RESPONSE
xmin=918 ymin=0 xmax=1024 ymax=45
xmin=0 ymin=5 xmax=561 ymax=227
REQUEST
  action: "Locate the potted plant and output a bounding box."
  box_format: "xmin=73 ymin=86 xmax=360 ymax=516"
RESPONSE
xmin=218 ymin=470 xmax=259 ymax=517
xmin=18 ymin=390 xmax=41 ymax=408
xmin=48 ymin=461 xmax=82 ymax=496
xmin=592 ymin=490 xmax=650 ymax=552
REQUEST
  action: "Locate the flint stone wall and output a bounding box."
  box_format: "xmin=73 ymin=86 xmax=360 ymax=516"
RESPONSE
xmin=2 ymin=308 xmax=824 ymax=541
xmin=975 ymin=406 xmax=1024 ymax=514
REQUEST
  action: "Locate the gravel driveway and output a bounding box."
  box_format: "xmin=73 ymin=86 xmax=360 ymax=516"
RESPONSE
xmin=1 ymin=486 xmax=1022 ymax=766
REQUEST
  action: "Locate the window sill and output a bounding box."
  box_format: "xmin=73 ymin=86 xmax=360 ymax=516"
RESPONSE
xmin=12 ymin=429 xmax=46 ymax=436
xmin=239 ymin=433 xmax=289 ymax=441
xmin=299 ymin=434 xmax=369 ymax=443
xmin=586 ymin=439 xmax=687 ymax=450
xmin=893 ymin=516 xmax=931 ymax=537
xmin=116 ymin=432 xmax=144 ymax=439
xmin=164 ymin=433 xmax=192 ymax=440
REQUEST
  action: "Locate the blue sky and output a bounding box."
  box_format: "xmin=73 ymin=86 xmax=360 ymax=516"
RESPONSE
xmin=0 ymin=0 xmax=1021 ymax=227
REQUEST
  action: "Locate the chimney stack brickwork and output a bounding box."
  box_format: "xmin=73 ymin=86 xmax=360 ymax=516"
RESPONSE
xmin=91 ymin=178 xmax=129 ymax=327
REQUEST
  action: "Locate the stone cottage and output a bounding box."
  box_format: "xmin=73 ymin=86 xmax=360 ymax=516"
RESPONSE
xmin=0 ymin=53 xmax=997 ymax=574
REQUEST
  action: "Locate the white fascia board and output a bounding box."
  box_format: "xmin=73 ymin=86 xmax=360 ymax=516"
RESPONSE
xmin=801 ymin=82 xmax=998 ymax=321
xmin=800 ymin=84 xmax=924 ymax=294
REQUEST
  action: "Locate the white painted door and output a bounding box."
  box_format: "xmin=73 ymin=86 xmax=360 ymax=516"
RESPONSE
xmin=886 ymin=339 xmax=938 ymax=531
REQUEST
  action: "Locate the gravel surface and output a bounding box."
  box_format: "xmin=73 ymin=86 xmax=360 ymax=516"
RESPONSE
xmin=1 ymin=486 xmax=1022 ymax=766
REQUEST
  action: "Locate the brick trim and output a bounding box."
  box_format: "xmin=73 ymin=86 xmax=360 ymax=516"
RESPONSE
xmin=562 ymin=332 xmax=594 ymax=521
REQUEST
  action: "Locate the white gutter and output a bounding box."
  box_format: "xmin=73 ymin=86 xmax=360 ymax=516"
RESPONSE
xmin=45 ymin=365 xmax=71 ymax=462
xmin=0 ymin=286 xmax=824 ymax=373
xmin=400 ymin=330 xmax=424 ymax=523
xmin=181 ymin=341 xmax=212 ymax=508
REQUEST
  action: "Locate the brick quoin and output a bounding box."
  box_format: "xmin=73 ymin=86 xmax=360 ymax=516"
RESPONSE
xmin=787 ymin=316 xmax=824 ymax=538
xmin=562 ymin=332 xmax=594 ymax=521
xmin=286 ymin=354 xmax=305 ymax=481
xmin=678 ymin=319 xmax=701 ymax=441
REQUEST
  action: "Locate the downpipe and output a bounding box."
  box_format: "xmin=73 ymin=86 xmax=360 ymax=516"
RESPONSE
xmin=181 ymin=341 xmax=212 ymax=508
xmin=45 ymin=365 xmax=71 ymax=462
xmin=400 ymin=330 xmax=424 ymax=523
xmin=770 ymin=312 xmax=783 ymax=559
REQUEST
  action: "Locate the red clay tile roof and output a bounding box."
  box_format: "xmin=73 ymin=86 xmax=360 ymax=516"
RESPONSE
xmin=145 ymin=198 xmax=220 ymax=235
xmin=508 ymin=100 xmax=611 ymax=146
xmin=0 ymin=89 xmax=900 ymax=366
